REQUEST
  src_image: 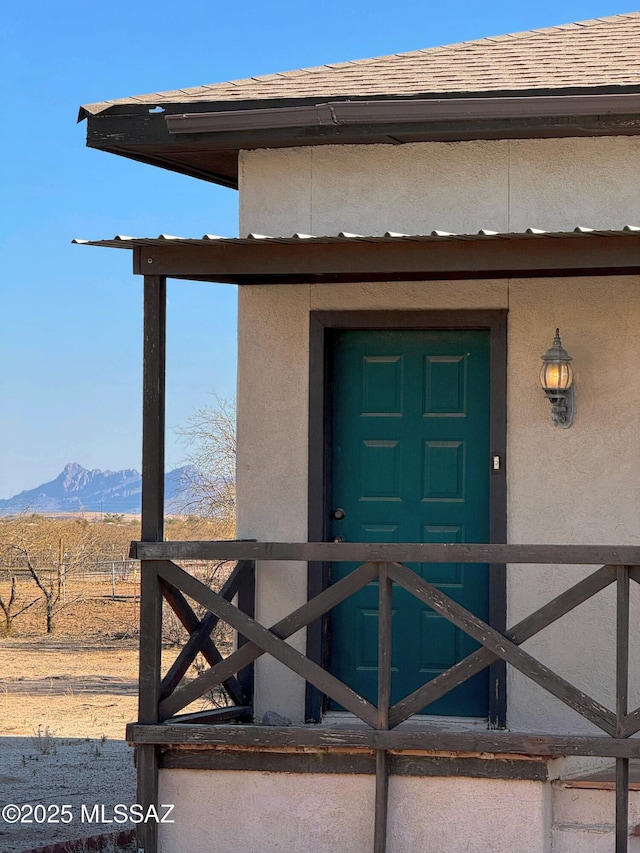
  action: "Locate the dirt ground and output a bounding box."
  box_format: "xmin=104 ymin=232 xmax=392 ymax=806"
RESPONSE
xmin=0 ymin=595 xmax=176 ymax=853
xmin=0 ymin=566 xmax=236 ymax=852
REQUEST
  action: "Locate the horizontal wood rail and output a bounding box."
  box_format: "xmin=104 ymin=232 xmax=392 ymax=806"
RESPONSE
xmin=131 ymin=540 xmax=640 ymax=563
xmin=135 ymin=542 xmax=639 ymax=853
xmin=126 ymin=723 xmax=640 ymax=757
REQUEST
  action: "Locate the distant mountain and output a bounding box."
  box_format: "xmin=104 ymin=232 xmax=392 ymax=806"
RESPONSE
xmin=0 ymin=463 xmax=199 ymax=515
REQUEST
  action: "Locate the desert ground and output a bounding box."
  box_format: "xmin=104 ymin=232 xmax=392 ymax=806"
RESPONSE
xmin=0 ymin=516 xmax=233 ymax=851
xmin=0 ymin=590 xmax=179 ymax=852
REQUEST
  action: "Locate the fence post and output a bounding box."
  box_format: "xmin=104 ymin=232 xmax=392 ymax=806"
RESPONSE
xmin=615 ymin=565 xmax=630 ymax=853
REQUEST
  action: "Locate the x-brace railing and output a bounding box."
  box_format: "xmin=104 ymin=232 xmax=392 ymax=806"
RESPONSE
xmin=131 ymin=541 xmax=640 ymax=853
xmin=155 ymin=558 xmax=639 ymax=737
xmin=156 ymin=558 xmax=255 ymax=724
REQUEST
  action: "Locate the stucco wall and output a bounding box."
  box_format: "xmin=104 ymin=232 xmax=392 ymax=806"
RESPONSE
xmin=158 ymin=769 xmax=550 ymax=853
xmin=239 ymin=137 xmax=640 ymax=236
xmin=236 ymin=276 xmax=640 ymax=730
xmin=236 ymin=285 xmax=310 ymax=719
xmin=506 ymin=277 xmax=640 ymax=732
xmin=236 ymin=135 xmax=640 ymax=731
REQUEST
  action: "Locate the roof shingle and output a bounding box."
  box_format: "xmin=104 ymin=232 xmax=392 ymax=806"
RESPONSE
xmin=81 ymin=13 xmax=640 ymax=116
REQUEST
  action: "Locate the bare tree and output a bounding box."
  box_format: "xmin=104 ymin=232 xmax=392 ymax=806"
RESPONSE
xmin=7 ymin=539 xmax=63 ymax=633
xmin=0 ymin=516 xmax=101 ymax=633
xmin=0 ymin=573 xmax=39 ymax=636
xmin=175 ymin=393 xmax=236 ymax=531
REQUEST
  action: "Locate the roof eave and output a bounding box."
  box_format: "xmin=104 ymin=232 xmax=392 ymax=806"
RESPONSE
xmin=78 ymin=84 xmax=640 ymax=121
xmin=83 ymin=91 xmax=640 ymax=189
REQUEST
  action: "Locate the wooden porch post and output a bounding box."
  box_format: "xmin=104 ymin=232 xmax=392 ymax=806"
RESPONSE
xmin=137 ymin=274 xmax=166 ymax=853
xmin=616 ymin=565 xmax=630 ymax=853
xmin=374 ymin=563 xmax=393 ymax=853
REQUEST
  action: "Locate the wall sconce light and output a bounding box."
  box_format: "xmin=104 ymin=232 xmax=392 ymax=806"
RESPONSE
xmin=540 ymin=329 xmax=575 ymax=428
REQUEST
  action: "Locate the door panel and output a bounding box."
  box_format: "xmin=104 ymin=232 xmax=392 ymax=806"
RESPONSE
xmin=328 ymin=329 xmax=490 ymax=716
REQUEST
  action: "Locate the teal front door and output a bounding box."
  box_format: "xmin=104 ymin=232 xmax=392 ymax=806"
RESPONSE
xmin=329 ymin=329 xmax=490 ymax=717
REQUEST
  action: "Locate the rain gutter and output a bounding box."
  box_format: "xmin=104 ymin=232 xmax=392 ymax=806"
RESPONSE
xmin=164 ymin=93 xmax=640 ymax=135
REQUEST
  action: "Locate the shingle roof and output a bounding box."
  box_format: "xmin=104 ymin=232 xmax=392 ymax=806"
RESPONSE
xmin=82 ymin=13 xmax=640 ymax=116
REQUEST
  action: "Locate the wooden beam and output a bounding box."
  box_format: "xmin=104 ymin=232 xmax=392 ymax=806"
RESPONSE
xmin=616 ymin=567 xmax=630 ymax=737
xmin=134 ymin=234 xmax=640 ymax=282
xmin=236 ymin=558 xmax=256 ymax=702
xmin=159 ymin=561 xmax=253 ymax=705
xmin=157 ymin=560 xmax=379 ymax=726
xmin=624 ymin=707 xmax=640 ymax=738
xmin=136 ymin=745 xmax=158 ymax=853
xmin=168 ymin=707 xmax=252 ymax=724
xmin=160 ymin=748 xmax=376 ymax=774
xmin=617 ymin=757 xmax=630 ymax=852
xmin=141 ymin=275 xmax=166 ymax=543
xmin=616 ymin=567 xmax=631 ymax=853
xmin=159 ymin=578 xmax=246 ymax=708
xmin=138 ymin=563 xmax=164 ymax=726
xmin=374 ymin=750 xmax=389 ymax=853
xmin=137 ymin=273 xmax=166 ymax=853
xmin=158 ymin=560 xmax=379 ymax=719
xmin=131 ymin=541 xmax=640 ymax=565
xmin=377 ymin=564 xmax=393 ymax=731
xmin=158 ymin=748 xmax=550 ymax=780
xmin=374 ymin=565 xmax=392 ymax=853
xmin=389 ymin=564 xmax=616 ymax=726
xmin=388 ymin=561 xmax=617 ymax=735
xmin=126 ymin=723 xmax=640 ymax=758
xmin=629 ymin=565 xmax=640 ymax=585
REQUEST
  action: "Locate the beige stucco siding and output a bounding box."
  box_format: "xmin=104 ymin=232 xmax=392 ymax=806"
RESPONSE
xmin=236 ymin=277 xmax=640 ymax=729
xmin=158 ymin=770 xmax=550 ymax=853
xmin=236 ymin=135 xmax=640 ymax=730
xmin=507 ymin=277 xmax=640 ymax=732
xmin=239 ymin=137 xmax=640 ymax=236
xmin=236 ymin=285 xmax=310 ymax=719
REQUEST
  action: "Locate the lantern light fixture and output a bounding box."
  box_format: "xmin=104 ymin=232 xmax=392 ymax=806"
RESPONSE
xmin=540 ymin=329 xmax=575 ymax=428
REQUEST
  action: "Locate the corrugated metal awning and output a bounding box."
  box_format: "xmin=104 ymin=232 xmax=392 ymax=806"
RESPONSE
xmin=73 ymin=225 xmax=640 ymax=250
xmin=72 ymin=228 xmax=640 ymax=284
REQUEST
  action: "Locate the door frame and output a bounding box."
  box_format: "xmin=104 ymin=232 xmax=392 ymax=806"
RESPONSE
xmin=306 ymin=309 xmax=508 ymax=727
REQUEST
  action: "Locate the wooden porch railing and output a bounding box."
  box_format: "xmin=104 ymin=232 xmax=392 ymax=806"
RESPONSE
xmin=129 ymin=541 xmax=640 ymax=853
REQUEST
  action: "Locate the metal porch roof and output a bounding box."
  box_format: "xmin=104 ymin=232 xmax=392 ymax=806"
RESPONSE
xmin=73 ymin=226 xmax=640 ymax=250
xmin=73 ymin=227 xmax=640 ymax=284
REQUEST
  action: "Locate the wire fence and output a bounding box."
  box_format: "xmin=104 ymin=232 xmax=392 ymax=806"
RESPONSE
xmin=0 ymin=559 xmax=222 ymax=603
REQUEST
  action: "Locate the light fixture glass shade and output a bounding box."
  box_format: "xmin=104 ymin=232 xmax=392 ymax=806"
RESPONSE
xmin=540 ymin=329 xmax=573 ymax=395
xmin=539 ymin=360 xmax=573 ymax=394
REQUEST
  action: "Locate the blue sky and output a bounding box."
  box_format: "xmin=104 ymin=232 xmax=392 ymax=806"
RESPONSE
xmin=1 ymin=0 xmax=634 ymax=498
